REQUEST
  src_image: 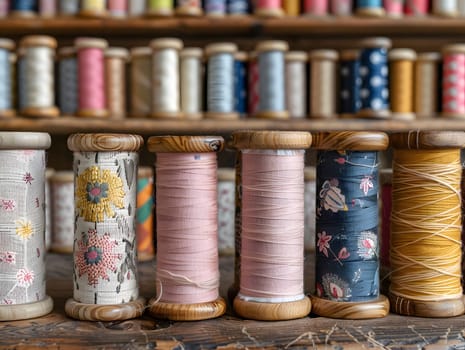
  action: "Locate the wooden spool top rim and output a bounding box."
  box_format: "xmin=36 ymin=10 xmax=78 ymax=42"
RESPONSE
xmin=231 ymin=131 xmax=312 ymax=150
xmin=217 ymin=168 xmax=235 ymax=181
xmin=442 ymin=44 xmax=465 ymax=55
xmin=304 ymin=166 xmax=316 ymax=181
xmin=68 ymin=133 xmax=144 ymax=152
xmin=417 ymin=52 xmax=441 ymax=62
xmin=309 ymin=49 xmax=339 ymax=61
xmin=50 ymin=170 xmax=74 ymax=183
xmin=340 ymin=49 xmax=360 ymax=60
xmin=138 ymin=166 xmax=153 ymax=178
xmin=390 ymin=131 xmax=465 ymax=149
xmin=0 ymin=38 xmax=15 ymax=51
xmin=180 ymin=47 xmax=203 ymax=58
xmin=235 ymin=51 xmax=248 ymax=61
xmin=0 ymin=132 xmax=51 ymax=150
xmin=285 ymin=51 xmax=308 ymax=62
xmin=205 ymin=42 xmax=238 ymax=57
xmin=256 ymin=40 xmax=289 ymax=53
xmin=312 ymin=131 xmax=389 ymax=151
xmin=131 ymin=46 xmax=152 ymax=57
xmin=359 ymin=37 xmax=392 ymax=49
xmin=20 ymin=35 xmax=57 ymax=49
xmin=379 ymin=168 xmax=392 ymax=184
xmin=150 ymin=38 xmax=183 ymax=51
xmin=389 ymin=48 xmax=417 ymax=61
xmin=147 ymin=135 xmax=224 ymax=153
xmin=105 ymin=47 xmax=130 ymax=59
xmin=75 ymin=37 xmax=109 ymax=50
xmin=58 ymin=46 xmax=77 ymax=58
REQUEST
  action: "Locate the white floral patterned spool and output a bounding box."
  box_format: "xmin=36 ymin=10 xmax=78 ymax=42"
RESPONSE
xmin=65 ymin=133 xmax=145 ymax=322
xmin=217 ymin=168 xmax=235 ymax=255
xmin=0 ymin=132 xmax=53 ymax=321
xmin=50 ymin=171 xmax=74 ymax=254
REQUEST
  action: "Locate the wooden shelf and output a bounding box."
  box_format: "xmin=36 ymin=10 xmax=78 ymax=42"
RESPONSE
xmin=2 ymin=116 xmax=465 ymax=135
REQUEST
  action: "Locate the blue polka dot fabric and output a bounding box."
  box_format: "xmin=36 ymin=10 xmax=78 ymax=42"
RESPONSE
xmin=359 ymin=47 xmax=389 ymax=112
xmin=340 ymin=58 xmax=361 ymax=115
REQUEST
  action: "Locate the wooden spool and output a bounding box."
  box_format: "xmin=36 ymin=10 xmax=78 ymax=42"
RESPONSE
xmin=231 ymin=130 xmax=312 ymax=321
xmin=147 ymin=135 xmax=227 ymax=321
xmin=311 ymin=131 xmax=390 ymax=320
xmin=65 ymin=133 xmax=145 ymax=322
xmin=0 ymin=38 xmax=15 ymax=119
xmin=389 ymin=131 xmax=465 ymax=317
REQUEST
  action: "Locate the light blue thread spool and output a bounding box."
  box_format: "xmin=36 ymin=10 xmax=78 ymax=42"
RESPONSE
xmin=356 ymin=0 xmax=385 ymax=16
xmin=11 ymin=0 xmax=37 ymax=16
xmin=256 ymin=41 xmax=289 ymax=119
xmin=205 ymin=0 xmax=227 ymax=16
xmin=58 ymin=47 xmax=78 ymax=116
xmin=227 ymin=0 xmax=249 ymax=14
xmin=59 ymin=0 xmax=79 ymax=15
xmin=0 ymin=39 xmax=14 ymax=117
xmin=205 ymin=43 xmax=238 ymax=119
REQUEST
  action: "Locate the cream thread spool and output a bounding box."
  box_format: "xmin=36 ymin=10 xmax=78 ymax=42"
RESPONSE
xmin=415 ymin=53 xmax=441 ymax=119
xmin=309 ymin=49 xmax=338 ymax=119
xmin=205 ymin=43 xmax=239 ymax=120
xmin=255 ymin=40 xmax=289 ymax=120
xmin=65 ymin=133 xmax=145 ymax=322
xmin=130 ymin=47 xmax=152 ymax=119
xmin=129 ymin=0 xmax=146 ymax=16
xmin=59 ymin=0 xmax=79 ymax=16
xmin=0 ymin=132 xmax=53 ymax=321
xmin=150 ymin=38 xmax=183 ymax=119
xmin=232 ymin=130 xmax=312 ymax=321
xmin=50 ymin=171 xmax=74 ymax=254
xmin=19 ymin=36 xmax=59 ymax=118
xmin=58 ymin=46 xmax=78 ymax=117
xmin=433 ymin=0 xmax=458 ymax=17
xmin=0 ymin=39 xmax=15 ymax=118
xmin=389 ymin=49 xmax=417 ymax=120
xmin=147 ymin=0 xmax=174 ymax=16
xmin=180 ymin=48 xmax=203 ymax=120
xmin=217 ymin=168 xmax=236 ymax=256
xmin=80 ymin=0 xmax=107 ymax=17
xmin=39 ymin=0 xmax=56 ymax=17
xmin=285 ymin=51 xmax=307 ymax=119
xmin=105 ymin=47 xmax=129 ymax=120
xmin=176 ymin=0 xmax=203 ymax=15
xmin=44 ymin=168 xmax=54 ymax=251
xmin=459 ymin=0 xmax=465 ymax=16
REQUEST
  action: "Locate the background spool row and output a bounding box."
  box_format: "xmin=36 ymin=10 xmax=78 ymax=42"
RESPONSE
xmin=2 ymin=0 xmax=465 ymax=18
xmin=0 ymin=36 xmax=461 ymax=120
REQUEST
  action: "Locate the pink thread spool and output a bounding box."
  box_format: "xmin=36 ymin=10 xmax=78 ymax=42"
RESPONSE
xmin=39 ymin=0 xmax=56 ymax=17
xmin=304 ymin=0 xmax=329 ymax=16
xmin=147 ymin=135 xmax=227 ymax=321
xmin=384 ymin=0 xmax=404 ymax=17
xmin=108 ymin=0 xmax=127 ymax=17
xmin=248 ymin=51 xmax=259 ymax=117
xmin=442 ymin=45 xmax=465 ymax=119
xmin=254 ymin=0 xmax=284 ymax=17
xmin=405 ymin=0 xmax=429 ymax=16
xmin=232 ymin=130 xmax=312 ymax=321
xmin=75 ymin=38 xmax=109 ymax=118
xmin=330 ymin=0 xmax=352 ymax=15
xmin=0 ymin=0 xmax=8 ymax=17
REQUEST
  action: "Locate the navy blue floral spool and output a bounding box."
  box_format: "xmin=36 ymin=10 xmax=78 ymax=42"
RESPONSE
xmin=11 ymin=0 xmax=37 ymax=16
xmin=357 ymin=37 xmax=392 ymax=119
xmin=355 ymin=0 xmax=384 ymax=17
xmin=234 ymin=52 xmax=248 ymax=117
xmin=311 ymin=131 xmax=390 ymax=320
xmin=227 ymin=0 xmax=250 ymax=14
xmin=339 ymin=49 xmax=361 ymax=118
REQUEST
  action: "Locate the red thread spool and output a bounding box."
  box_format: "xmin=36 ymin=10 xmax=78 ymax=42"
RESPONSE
xmin=405 ymin=0 xmax=429 ymax=15
xmin=442 ymin=45 xmax=465 ymax=119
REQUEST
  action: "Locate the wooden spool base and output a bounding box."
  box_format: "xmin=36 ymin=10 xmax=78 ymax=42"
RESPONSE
xmin=204 ymin=112 xmax=239 ymax=120
xmin=356 ymin=7 xmax=385 ymax=17
xmin=21 ymin=106 xmax=60 ymax=118
xmin=0 ymin=109 xmax=16 ymax=118
xmin=310 ymin=295 xmax=389 ymax=320
xmin=137 ymin=252 xmax=155 ymax=262
xmin=357 ymin=109 xmax=391 ymax=119
xmin=254 ymin=110 xmax=290 ymax=120
xmin=77 ymin=109 xmax=109 ymax=118
xmin=254 ymin=7 xmax=284 ymax=17
xmin=441 ymin=112 xmax=465 ymax=119
xmin=10 ymin=11 xmax=36 ymax=18
xmin=50 ymin=245 xmax=74 ymax=254
xmin=148 ymin=296 xmax=226 ymax=321
xmin=79 ymin=10 xmax=108 ymax=18
xmin=391 ymin=112 xmax=416 ymax=121
xmin=339 ymin=113 xmax=356 ymax=119
xmin=146 ymin=9 xmax=174 ymax=17
xmin=65 ymin=297 xmax=146 ymax=321
xmin=389 ymin=293 xmax=465 ymax=318
xmin=184 ymin=112 xmax=204 ymax=120
xmin=0 ymin=295 xmax=53 ymax=321
xmin=150 ymin=111 xmax=182 ymax=119
xmin=434 ymin=11 xmax=458 ymax=18
xmin=175 ymin=6 xmax=203 ymax=16
xmin=233 ymin=296 xmax=311 ymax=321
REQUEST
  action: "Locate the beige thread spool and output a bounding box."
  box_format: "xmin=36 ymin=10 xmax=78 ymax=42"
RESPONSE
xmin=105 ymin=47 xmax=129 ymax=120
xmin=80 ymin=0 xmax=107 ymax=17
xmin=309 ymin=49 xmax=338 ymax=119
xmin=415 ymin=53 xmax=441 ymax=119
xmin=130 ymin=47 xmax=152 ymax=118
xmin=459 ymin=0 xmax=465 ymax=16
xmin=150 ymin=38 xmax=183 ymax=119
xmin=285 ymin=51 xmax=307 ymax=119
xmin=180 ymin=48 xmax=204 ymax=120
xmin=19 ymin=36 xmax=59 ymax=118
xmin=389 ymin=49 xmax=417 ymax=120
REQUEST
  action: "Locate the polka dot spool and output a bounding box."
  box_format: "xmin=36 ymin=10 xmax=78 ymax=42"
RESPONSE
xmin=38 ymin=0 xmax=56 ymax=17
xmin=355 ymin=0 xmax=385 ymax=17
xmin=304 ymin=0 xmax=329 ymax=16
xmin=128 ymin=0 xmax=146 ymax=16
xmin=384 ymin=0 xmax=403 ymax=17
xmin=176 ymin=0 xmax=202 ymax=16
xmin=130 ymin=47 xmax=152 ymax=118
xmin=0 ymin=39 xmax=15 ymax=118
xmin=255 ymin=40 xmax=289 ymax=119
xmin=108 ymin=0 xmax=128 ymax=18
xmin=180 ymin=48 xmax=204 ymax=120
xmin=405 ymin=0 xmax=429 ymax=16
xmin=205 ymin=42 xmax=238 ymax=120
xmin=10 ymin=0 xmax=37 ymax=17
xmin=147 ymin=0 xmax=174 ymax=16
xmin=150 ymin=38 xmax=183 ymax=119
xmin=234 ymin=51 xmax=248 ymax=117
xmin=285 ymin=51 xmax=307 ymax=119
xmin=389 ymin=49 xmax=417 ymax=120
xmin=415 ymin=53 xmax=441 ymax=118
xmin=442 ymin=44 xmax=465 ymax=119
xmin=357 ymin=37 xmax=391 ymax=119
xmin=57 ymin=47 xmax=78 ymax=117
xmin=339 ymin=50 xmax=361 ymax=119
xmin=248 ymin=51 xmax=260 ymax=117
xmin=80 ymin=0 xmax=107 ymax=17
xmin=19 ymin=36 xmax=59 ymax=118
xmin=254 ymin=0 xmax=284 ymax=17
xmin=330 ymin=0 xmax=353 ymax=16
xmin=205 ymin=0 xmax=227 ymax=16
xmin=104 ymin=47 xmax=129 ymax=120
xmin=283 ymin=0 xmax=300 ymax=15
xmin=0 ymin=132 xmax=53 ymax=321
xmin=433 ymin=0 xmax=458 ymax=17
xmin=309 ymin=49 xmax=338 ymax=119
xmin=59 ymin=0 xmax=79 ymax=16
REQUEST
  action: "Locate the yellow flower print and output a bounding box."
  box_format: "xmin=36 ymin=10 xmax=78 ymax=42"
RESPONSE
xmin=15 ymin=219 xmax=34 ymax=240
xmin=76 ymin=166 xmax=125 ymax=222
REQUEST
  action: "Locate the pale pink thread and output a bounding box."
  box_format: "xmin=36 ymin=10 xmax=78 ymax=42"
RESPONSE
xmin=155 ymin=152 xmax=220 ymax=304
xmin=304 ymin=0 xmax=329 ymax=15
xmin=78 ymin=47 xmax=106 ymax=111
xmin=257 ymin=0 xmax=282 ymax=10
xmin=239 ymin=150 xmax=305 ymax=302
xmin=108 ymin=0 xmax=127 ymax=15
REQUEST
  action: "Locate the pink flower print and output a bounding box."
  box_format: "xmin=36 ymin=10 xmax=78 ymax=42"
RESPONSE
xmin=1 ymin=299 xmax=13 ymax=305
xmin=357 ymin=230 xmax=378 ymax=260
xmin=334 ymin=157 xmax=346 ymax=165
xmin=16 ymin=268 xmax=35 ymax=288
xmin=330 ymin=282 xmax=344 ymax=299
xmin=0 ymin=251 xmax=16 ymax=264
xmin=316 ymin=282 xmax=323 ymax=297
xmin=1 ymin=199 xmax=15 ymax=211
xmin=23 ymin=172 xmax=34 ymax=185
xmin=338 ymin=247 xmax=350 ymax=260
xmin=317 ymin=231 xmax=332 ymax=258
xmin=360 ymin=176 xmax=373 ymax=196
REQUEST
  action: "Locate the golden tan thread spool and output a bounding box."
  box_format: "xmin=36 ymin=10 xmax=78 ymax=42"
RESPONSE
xmin=80 ymin=0 xmax=107 ymax=17
xmin=283 ymin=0 xmax=300 ymax=15
xmin=389 ymin=49 xmax=417 ymax=120
xmin=104 ymin=47 xmax=129 ymax=120
xmin=130 ymin=47 xmax=152 ymax=118
xmin=415 ymin=52 xmax=441 ymax=119
xmin=389 ymin=131 xmax=465 ymax=318
xmin=309 ymin=49 xmax=338 ymax=119
xmin=180 ymin=47 xmax=204 ymax=120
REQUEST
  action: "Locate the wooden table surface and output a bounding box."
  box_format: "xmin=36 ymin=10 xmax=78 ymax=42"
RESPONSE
xmin=1 ymin=253 xmax=464 ymax=350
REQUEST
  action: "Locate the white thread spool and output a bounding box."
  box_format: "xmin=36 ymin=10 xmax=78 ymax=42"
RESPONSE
xmin=0 ymin=132 xmax=53 ymax=321
xmin=130 ymin=47 xmax=152 ymax=118
xmin=256 ymin=40 xmax=289 ymax=119
xmin=50 ymin=171 xmax=75 ymax=254
xmin=0 ymin=39 xmax=15 ymax=118
xmin=205 ymin=43 xmax=238 ymax=120
xmin=309 ymin=49 xmax=338 ymax=119
xmin=285 ymin=51 xmax=307 ymax=119
xmin=58 ymin=47 xmax=78 ymax=116
xmin=59 ymin=0 xmax=79 ymax=15
xmin=45 ymin=168 xmax=54 ymax=251
xmin=105 ymin=47 xmax=129 ymax=120
xmin=217 ymin=168 xmax=235 ymax=255
xmin=129 ymin=0 xmax=146 ymax=16
xmin=415 ymin=52 xmax=441 ymax=119
xmin=19 ymin=36 xmax=59 ymax=118
xmin=150 ymin=38 xmax=183 ymax=119
xmin=80 ymin=0 xmax=107 ymax=17
xmin=433 ymin=0 xmax=458 ymax=17
xmin=180 ymin=48 xmax=204 ymax=120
